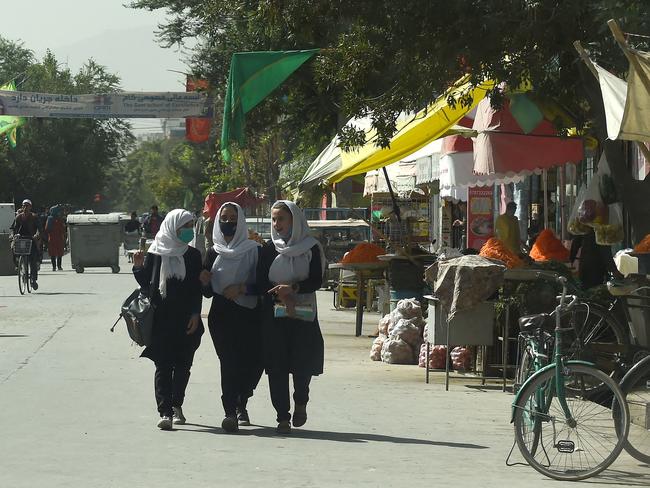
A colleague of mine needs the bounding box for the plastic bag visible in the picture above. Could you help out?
[594,203,624,245]
[568,185,591,235]
[578,174,608,225]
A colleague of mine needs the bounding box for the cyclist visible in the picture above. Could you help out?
[11,199,40,290]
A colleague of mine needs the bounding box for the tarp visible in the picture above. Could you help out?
[202,188,265,220]
[595,54,650,143]
[472,96,583,175]
[300,76,494,185]
[328,77,494,183]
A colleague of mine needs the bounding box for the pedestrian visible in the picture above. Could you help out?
[124,211,141,233]
[143,205,163,238]
[11,199,40,290]
[570,228,623,289]
[132,209,204,430]
[258,200,326,434]
[495,201,522,254]
[199,202,263,433]
[45,205,65,271]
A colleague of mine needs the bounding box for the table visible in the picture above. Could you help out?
[329,262,387,336]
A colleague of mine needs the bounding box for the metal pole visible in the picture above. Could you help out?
[542,170,549,229]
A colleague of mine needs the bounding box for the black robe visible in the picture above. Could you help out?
[257,241,324,376]
[133,247,204,363]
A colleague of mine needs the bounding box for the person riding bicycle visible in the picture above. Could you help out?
[11,199,40,290]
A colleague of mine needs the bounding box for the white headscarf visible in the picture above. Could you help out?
[268,200,326,285]
[147,209,194,298]
[210,202,260,309]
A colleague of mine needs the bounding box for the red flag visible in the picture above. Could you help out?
[186,77,212,143]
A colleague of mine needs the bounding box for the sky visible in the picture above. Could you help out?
[2,0,196,132]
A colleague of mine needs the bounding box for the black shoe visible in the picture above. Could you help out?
[221,416,239,433]
[292,404,307,427]
[276,420,291,434]
[31,281,38,290]
[52,267,56,272]
[237,409,250,426]
[57,267,63,271]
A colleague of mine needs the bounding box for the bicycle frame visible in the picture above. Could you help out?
[511,277,596,422]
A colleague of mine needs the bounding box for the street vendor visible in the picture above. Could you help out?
[495,202,522,254]
[570,228,623,289]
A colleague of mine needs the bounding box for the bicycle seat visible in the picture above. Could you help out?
[518,313,553,333]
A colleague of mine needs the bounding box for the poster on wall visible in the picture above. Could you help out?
[467,186,494,250]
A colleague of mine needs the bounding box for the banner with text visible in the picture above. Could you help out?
[0,90,212,118]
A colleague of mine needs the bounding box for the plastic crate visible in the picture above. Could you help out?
[13,238,32,255]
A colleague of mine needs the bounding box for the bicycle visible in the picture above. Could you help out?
[13,237,33,295]
[511,275,630,481]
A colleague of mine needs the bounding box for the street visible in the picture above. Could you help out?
[1,254,648,488]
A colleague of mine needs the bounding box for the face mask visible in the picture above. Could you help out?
[219,221,237,237]
[178,228,194,243]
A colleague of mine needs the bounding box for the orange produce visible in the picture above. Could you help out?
[530,229,570,262]
[479,237,524,269]
[634,234,650,253]
[341,242,385,264]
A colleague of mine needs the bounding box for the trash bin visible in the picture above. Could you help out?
[66,214,122,273]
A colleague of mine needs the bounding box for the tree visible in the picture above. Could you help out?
[0,39,134,209]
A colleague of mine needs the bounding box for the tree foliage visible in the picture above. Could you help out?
[0,37,134,210]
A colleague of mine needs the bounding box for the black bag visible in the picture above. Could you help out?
[111,255,159,347]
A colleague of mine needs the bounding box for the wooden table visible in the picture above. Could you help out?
[329,262,387,336]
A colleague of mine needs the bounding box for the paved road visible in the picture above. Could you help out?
[1,255,648,487]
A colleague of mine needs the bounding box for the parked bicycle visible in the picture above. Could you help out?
[510,275,630,481]
[13,237,33,295]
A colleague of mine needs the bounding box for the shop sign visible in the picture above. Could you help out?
[467,186,494,250]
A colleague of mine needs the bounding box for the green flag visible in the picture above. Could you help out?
[0,82,26,148]
[221,49,319,161]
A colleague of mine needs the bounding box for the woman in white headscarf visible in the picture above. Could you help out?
[199,202,263,433]
[132,208,204,431]
[257,200,326,434]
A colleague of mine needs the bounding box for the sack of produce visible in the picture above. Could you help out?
[529,229,569,262]
[418,343,428,368]
[370,335,385,361]
[479,237,524,269]
[596,153,619,205]
[390,318,423,348]
[450,346,473,371]
[395,298,422,319]
[378,314,391,336]
[430,345,448,369]
[568,185,591,235]
[381,337,415,364]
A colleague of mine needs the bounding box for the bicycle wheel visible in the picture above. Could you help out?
[514,364,629,481]
[17,256,25,295]
[616,354,650,463]
[559,302,629,374]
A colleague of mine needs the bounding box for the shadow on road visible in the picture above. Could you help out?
[179,423,488,449]
[579,467,650,486]
[0,334,27,338]
[34,292,98,296]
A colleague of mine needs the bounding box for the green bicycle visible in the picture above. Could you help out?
[511,276,630,481]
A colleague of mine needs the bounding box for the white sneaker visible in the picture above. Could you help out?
[157,416,173,430]
[172,406,186,425]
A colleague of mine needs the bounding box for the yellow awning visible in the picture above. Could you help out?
[328,76,495,183]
